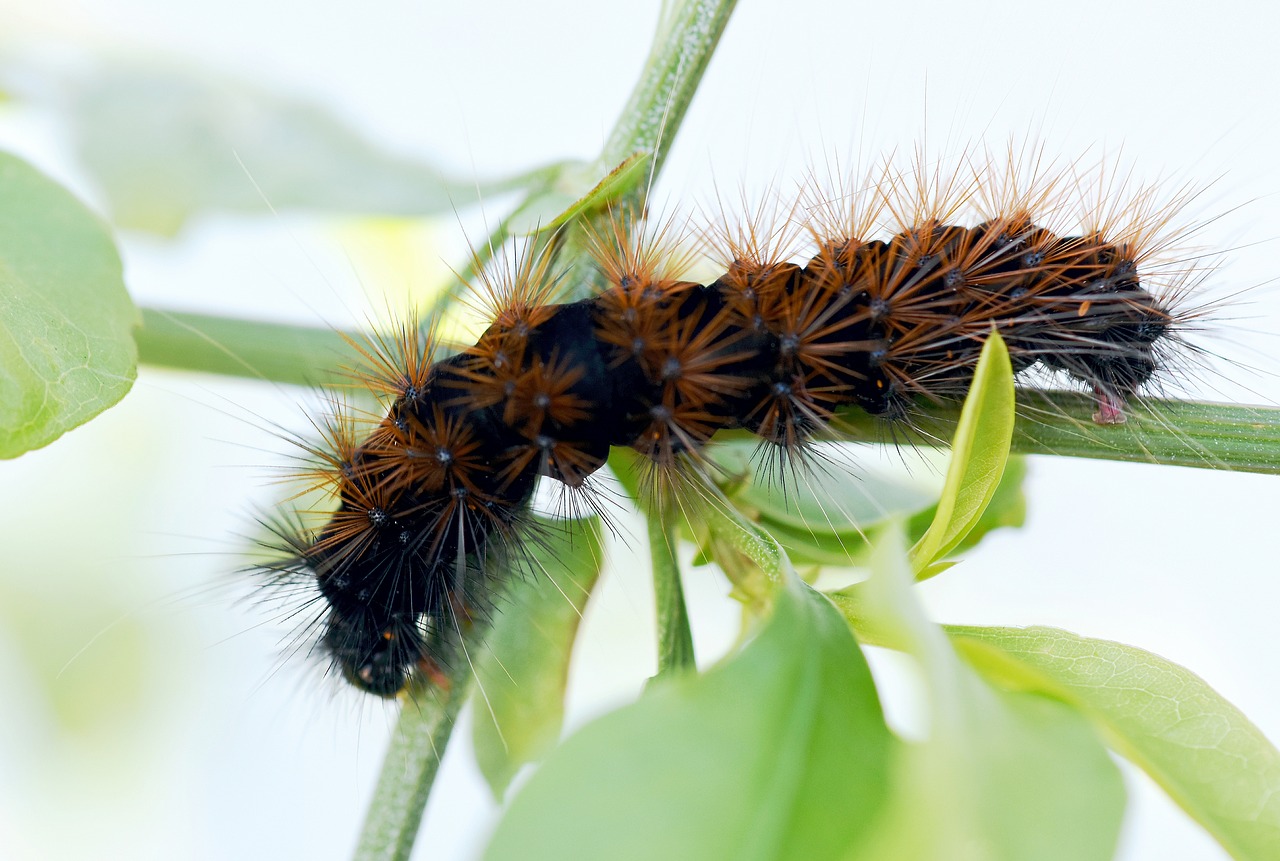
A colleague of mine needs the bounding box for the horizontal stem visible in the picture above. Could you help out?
[828,393,1280,475]
[135,308,1280,474]
[136,307,358,386]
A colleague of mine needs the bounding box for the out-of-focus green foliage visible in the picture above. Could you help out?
[0,151,137,458]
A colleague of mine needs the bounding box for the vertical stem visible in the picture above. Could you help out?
[596,0,739,188]
[559,0,739,294]
[351,3,740,858]
[352,669,474,861]
[648,509,696,677]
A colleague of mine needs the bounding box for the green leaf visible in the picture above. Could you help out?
[57,64,553,233]
[0,151,137,458]
[708,444,1026,570]
[846,525,1125,861]
[472,516,606,799]
[507,151,650,236]
[951,626,1280,860]
[903,455,1027,558]
[909,331,1016,579]
[698,440,930,569]
[751,517,887,568]
[714,440,938,538]
[484,577,894,861]
[856,690,1126,861]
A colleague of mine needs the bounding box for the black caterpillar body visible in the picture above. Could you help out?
[269,212,1174,696]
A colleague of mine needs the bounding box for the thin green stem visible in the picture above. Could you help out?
[135,307,1280,475]
[648,509,696,677]
[556,0,739,294]
[352,662,475,861]
[832,393,1280,475]
[135,307,357,386]
[704,393,1280,475]
[596,0,738,189]
[349,3,741,859]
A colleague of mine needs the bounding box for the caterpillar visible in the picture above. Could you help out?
[256,157,1198,697]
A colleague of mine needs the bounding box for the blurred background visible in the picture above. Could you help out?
[1,0,1279,858]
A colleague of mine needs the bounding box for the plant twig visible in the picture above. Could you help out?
[648,508,696,677]
[135,308,357,386]
[352,662,474,861]
[348,2,741,858]
[135,307,1280,475]
[597,0,739,192]
[824,393,1280,475]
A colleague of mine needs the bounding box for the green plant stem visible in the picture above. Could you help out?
[135,307,357,386]
[648,509,696,677]
[556,0,738,294]
[347,3,741,858]
[597,0,738,194]
[825,393,1280,475]
[136,305,1280,474]
[353,665,474,861]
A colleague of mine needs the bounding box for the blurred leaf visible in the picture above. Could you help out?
[909,332,1015,579]
[847,526,1125,861]
[484,576,894,861]
[856,691,1125,861]
[701,432,1024,573]
[703,441,932,569]
[472,516,606,799]
[715,441,937,537]
[58,64,557,233]
[952,626,1280,860]
[0,151,136,457]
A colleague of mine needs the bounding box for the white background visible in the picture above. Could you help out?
[1,1,1279,859]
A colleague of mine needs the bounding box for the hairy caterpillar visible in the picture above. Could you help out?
[5,2,1280,860]
[255,156,1199,697]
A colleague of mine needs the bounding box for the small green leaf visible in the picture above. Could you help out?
[472,517,606,799]
[484,577,894,861]
[847,525,1125,861]
[699,442,1026,572]
[648,509,696,679]
[701,440,925,568]
[951,625,1280,861]
[713,440,938,538]
[0,151,137,458]
[752,517,886,568]
[508,151,650,236]
[909,331,1016,578]
[903,455,1027,557]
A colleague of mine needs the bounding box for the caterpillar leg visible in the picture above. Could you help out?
[1092,387,1129,425]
